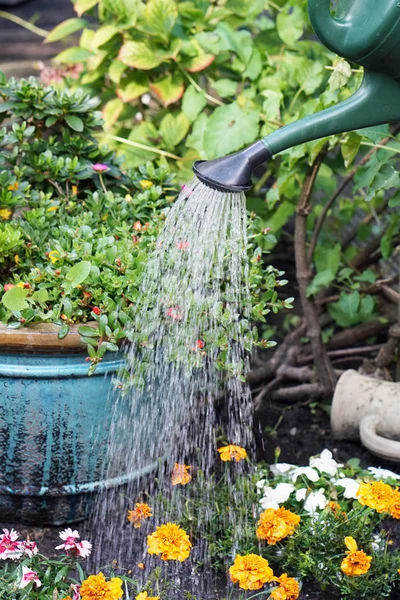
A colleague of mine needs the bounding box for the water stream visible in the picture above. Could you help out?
[90,178,257,589]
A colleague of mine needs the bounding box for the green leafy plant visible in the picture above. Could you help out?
[0,74,288,375]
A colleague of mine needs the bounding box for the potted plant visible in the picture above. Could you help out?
[0,73,175,524]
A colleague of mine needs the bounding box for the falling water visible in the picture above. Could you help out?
[90,178,257,588]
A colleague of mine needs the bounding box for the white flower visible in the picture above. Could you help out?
[18,566,41,589]
[295,488,307,502]
[56,529,92,558]
[270,463,296,476]
[256,479,268,492]
[334,477,360,499]
[290,466,319,483]
[259,483,295,509]
[309,449,343,477]
[141,93,151,105]
[303,489,327,514]
[368,467,400,481]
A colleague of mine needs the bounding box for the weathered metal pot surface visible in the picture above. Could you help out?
[0,350,154,525]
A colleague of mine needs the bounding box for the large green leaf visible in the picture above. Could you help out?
[91,24,119,48]
[102,98,124,129]
[2,287,29,312]
[150,74,184,107]
[276,6,304,46]
[160,113,190,149]
[64,115,84,132]
[117,73,149,102]
[119,41,166,70]
[45,18,87,43]
[65,261,92,287]
[143,0,178,38]
[182,85,207,122]
[55,47,93,64]
[203,102,259,159]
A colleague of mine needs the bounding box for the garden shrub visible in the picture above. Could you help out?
[48,0,400,345]
[0,74,288,374]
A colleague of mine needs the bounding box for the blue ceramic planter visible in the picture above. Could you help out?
[0,350,155,525]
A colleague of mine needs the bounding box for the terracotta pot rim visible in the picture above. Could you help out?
[0,322,93,353]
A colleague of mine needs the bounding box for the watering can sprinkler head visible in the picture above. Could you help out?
[193,0,400,193]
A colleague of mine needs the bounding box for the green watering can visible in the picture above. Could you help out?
[193,0,400,191]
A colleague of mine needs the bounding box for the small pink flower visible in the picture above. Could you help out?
[181,184,186,190]
[55,528,92,558]
[166,306,183,321]
[72,583,81,600]
[0,529,23,560]
[92,163,109,173]
[176,241,190,251]
[21,540,38,558]
[3,283,15,291]
[196,340,205,349]
[18,566,41,589]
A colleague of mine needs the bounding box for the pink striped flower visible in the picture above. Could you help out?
[18,566,41,589]
[0,529,23,560]
[92,163,109,173]
[55,528,92,558]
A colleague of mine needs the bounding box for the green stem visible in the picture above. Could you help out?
[0,10,48,38]
[246,589,272,599]
[267,1,283,12]
[360,141,400,154]
[176,63,224,107]
[98,173,108,194]
[106,134,182,161]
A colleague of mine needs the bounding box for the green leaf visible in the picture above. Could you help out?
[65,261,92,287]
[203,102,259,159]
[306,270,335,297]
[118,41,165,69]
[182,85,207,121]
[32,289,49,303]
[212,79,237,99]
[328,58,352,91]
[64,115,84,132]
[74,0,99,16]
[55,46,93,64]
[315,242,341,276]
[2,287,29,312]
[78,325,100,337]
[389,190,400,207]
[117,73,149,102]
[143,0,178,38]
[341,132,361,167]
[328,291,361,327]
[160,112,190,149]
[92,24,119,48]
[276,6,304,46]
[58,324,70,339]
[356,124,390,143]
[46,18,87,43]
[150,74,185,107]
[102,98,124,129]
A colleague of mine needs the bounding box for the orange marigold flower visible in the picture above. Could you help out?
[229,554,274,590]
[80,572,123,600]
[62,597,72,600]
[270,573,300,600]
[171,463,192,486]
[256,507,300,545]
[136,593,160,600]
[357,481,395,513]
[390,490,400,519]
[127,503,152,528]
[217,444,247,462]
[147,523,191,561]
[340,537,372,577]
[137,562,145,569]
[7,182,19,191]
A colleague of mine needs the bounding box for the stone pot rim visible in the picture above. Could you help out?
[0,322,93,353]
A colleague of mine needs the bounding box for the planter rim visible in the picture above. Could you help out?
[0,322,95,352]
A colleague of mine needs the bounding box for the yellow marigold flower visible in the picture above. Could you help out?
[47,205,59,212]
[14,254,20,265]
[80,572,123,600]
[140,179,153,189]
[0,208,11,220]
[171,463,192,486]
[389,490,400,519]
[270,573,300,600]
[72,185,78,195]
[217,444,247,462]
[7,182,19,191]
[147,523,191,562]
[357,481,395,513]
[127,503,152,528]
[341,537,372,577]
[229,554,274,590]
[136,593,159,600]
[256,507,300,545]
[48,250,61,264]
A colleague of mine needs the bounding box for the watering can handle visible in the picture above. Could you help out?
[308,0,352,58]
[360,415,400,463]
